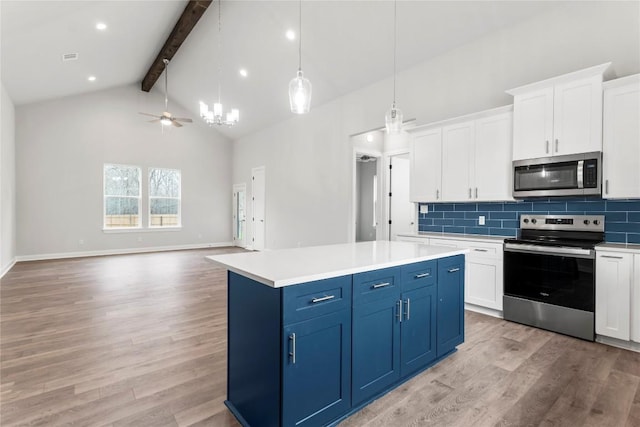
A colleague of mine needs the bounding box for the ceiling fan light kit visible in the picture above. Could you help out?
[288,0,311,114]
[385,0,403,134]
[200,0,239,127]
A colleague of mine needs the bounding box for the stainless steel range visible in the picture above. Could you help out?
[503,214,605,341]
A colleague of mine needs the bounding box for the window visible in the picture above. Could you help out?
[149,168,181,228]
[104,164,141,228]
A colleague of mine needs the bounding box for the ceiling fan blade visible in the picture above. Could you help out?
[148,119,161,123]
[172,120,183,128]
[173,118,193,123]
[139,112,161,118]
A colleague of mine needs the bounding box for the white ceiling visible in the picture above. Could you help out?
[1,1,564,139]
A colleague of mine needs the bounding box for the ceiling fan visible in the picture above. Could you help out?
[139,59,192,128]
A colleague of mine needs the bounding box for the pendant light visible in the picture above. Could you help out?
[200,0,239,126]
[385,0,403,134]
[288,0,312,114]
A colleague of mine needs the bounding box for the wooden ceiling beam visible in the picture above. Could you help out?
[141,0,212,92]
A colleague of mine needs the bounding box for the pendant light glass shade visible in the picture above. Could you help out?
[289,70,312,114]
[385,103,403,134]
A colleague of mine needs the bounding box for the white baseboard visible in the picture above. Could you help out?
[15,242,234,262]
[464,303,503,319]
[1,258,17,278]
[596,335,640,353]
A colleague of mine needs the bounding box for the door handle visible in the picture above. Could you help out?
[414,272,430,279]
[555,139,559,152]
[600,255,623,260]
[436,189,439,200]
[372,282,391,289]
[475,187,478,199]
[473,248,488,252]
[311,295,335,303]
[468,188,472,199]
[405,298,410,320]
[605,179,609,195]
[546,140,549,154]
[289,333,296,364]
[396,300,403,323]
[448,267,460,273]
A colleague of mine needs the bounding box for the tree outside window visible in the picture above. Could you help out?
[104,164,141,228]
[149,168,181,228]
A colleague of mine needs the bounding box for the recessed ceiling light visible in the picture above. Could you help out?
[366,134,374,142]
[88,76,97,82]
[239,68,248,78]
[96,22,107,31]
[286,29,295,40]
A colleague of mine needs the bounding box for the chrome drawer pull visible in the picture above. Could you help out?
[372,282,391,289]
[448,268,460,273]
[473,248,488,252]
[311,295,335,303]
[414,272,430,279]
[289,333,296,364]
[600,255,623,260]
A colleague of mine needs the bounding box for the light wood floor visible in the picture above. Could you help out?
[1,248,639,427]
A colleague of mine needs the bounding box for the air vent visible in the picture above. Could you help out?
[62,53,78,62]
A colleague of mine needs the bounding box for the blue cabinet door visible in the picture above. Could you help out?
[400,285,437,376]
[282,309,351,427]
[352,295,401,405]
[437,255,465,357]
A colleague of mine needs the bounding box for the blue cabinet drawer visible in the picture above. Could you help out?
[401,260,437,292]
[283,275,352,324]
[353,267,401,304]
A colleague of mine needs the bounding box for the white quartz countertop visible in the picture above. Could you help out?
[397,232,508,243]
[206,241,468,288]
[596,243,640,254]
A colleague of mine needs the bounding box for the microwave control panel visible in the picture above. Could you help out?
[583,159,598,188]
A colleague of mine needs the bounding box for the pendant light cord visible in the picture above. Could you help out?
[217,0,222,105]
[298,0,302,71]
[392,0,397,107]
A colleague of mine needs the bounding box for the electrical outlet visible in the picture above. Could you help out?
[419,205,429,214]
[478,215,486,226]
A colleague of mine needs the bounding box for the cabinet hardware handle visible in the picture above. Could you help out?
[372,282,391,289]
[473,248,488,252]
[289,333,296,364]
[475,187,478,199]
[415,272,430,278]
[546,140,549,154]
[436,189,440,200]
[605,179,609,195]
[405,298,411,320]
[600,255,623,259]
[311,295,335,303]
[469,188,472,199]
[397,300,403,323]
[555,139,559,152]
[448,267,460,273]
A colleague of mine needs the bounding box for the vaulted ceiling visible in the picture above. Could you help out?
[1,1,565,139]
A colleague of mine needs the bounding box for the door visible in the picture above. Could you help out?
[603,78,640,198]
[410,128,442,202]
[282,310,351,427]
[251,166,265,251]
[400,286,437,376]
[232,184,247,248]
[389,153,414,240]
[553,75,603,155]
[441,121,475,202]
[474,112,513,201]
[512,87,554,160]
[437,256,465,357]
[595,251,632,340]
[465,258,501,310]
[356,156,378,242]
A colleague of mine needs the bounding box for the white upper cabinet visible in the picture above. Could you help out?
[442,121,475,202]
[602,74,640,199]
[474,112,514,201]
[410,127,442,202]
[508,63,611,161]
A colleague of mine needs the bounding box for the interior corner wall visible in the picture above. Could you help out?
[15,84,233,258]
[1,83,17,273]
[233,1,639,250]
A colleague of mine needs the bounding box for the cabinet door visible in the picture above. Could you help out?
[282,310,351,427]
[603,78,640,199]
[400,286,437,377]
[437,256,465,357]
[474,112,514,201]
[595,252,632,340]
[410,128,442,202]
[442,121,475,202]
[632,255,640,343]
[553,75,603,155]
[352,296,401,405]
[512,87,554,160]
[465,257,502,311]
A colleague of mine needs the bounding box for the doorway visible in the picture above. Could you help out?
[355,153,380,242]
[232,184,247,248]
[251,166,265,251]
[388,152,415,240]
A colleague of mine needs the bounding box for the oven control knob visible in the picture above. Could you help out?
[583,219,590,225]
[531,218,537,224]
[593,219,600,225]
[523,218,529,224]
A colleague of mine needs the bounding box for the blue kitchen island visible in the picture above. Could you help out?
[207,241,467,427]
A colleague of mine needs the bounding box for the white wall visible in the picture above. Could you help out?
[1,83,16,274]
[233,1,640,250]
[15,84,232,258]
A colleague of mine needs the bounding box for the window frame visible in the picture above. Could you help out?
[148,167,182,229]
[103,163,142,230]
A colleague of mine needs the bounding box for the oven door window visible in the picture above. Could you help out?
[504,250,594,312]
[514,161,578,191]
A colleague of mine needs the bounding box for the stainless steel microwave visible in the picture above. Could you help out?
[513,152,602,198]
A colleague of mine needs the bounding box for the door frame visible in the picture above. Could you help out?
[251,166,266,251]
[352,148,383,243]
[383,148,416,240]
[232,183,247,248]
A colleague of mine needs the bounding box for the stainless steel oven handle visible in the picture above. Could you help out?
[504,243,594,259]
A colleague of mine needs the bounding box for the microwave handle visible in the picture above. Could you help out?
[577,160,584,189]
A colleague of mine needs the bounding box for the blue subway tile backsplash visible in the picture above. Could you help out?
[418,198,640,244]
